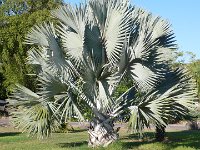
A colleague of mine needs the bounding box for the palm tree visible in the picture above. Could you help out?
[8,0,197,147]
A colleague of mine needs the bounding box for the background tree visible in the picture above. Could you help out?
[185,56,200,130]
[0,0,63,98]
[188,60,200,97]
[8,0,197,147]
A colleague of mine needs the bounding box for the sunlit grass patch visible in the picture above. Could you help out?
[0,127,199,150]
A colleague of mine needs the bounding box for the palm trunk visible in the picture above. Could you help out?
[186,120,199,130]
[155,126,165,141]
[88,118,119,147]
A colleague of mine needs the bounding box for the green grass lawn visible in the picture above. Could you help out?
[0,127,199,150]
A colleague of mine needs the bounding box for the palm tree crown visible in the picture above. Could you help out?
[9,0,197,146]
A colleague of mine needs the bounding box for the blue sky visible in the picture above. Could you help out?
[64,0,200,59]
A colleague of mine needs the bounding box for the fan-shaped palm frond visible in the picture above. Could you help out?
[9,84,40,106]
[55,93,84,122]
[27,48,47,66]
[24,22,71,73]
[11,103,58,139]
[36,71,68,99]
[9,84,59,138]
[52,5,86,65]
[103,0,132,64]
[9,75,85,137]
[125,10,176,90]
[127,68,197,133]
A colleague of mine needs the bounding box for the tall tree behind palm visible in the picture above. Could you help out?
[0,0,63,97]
[9,0,197,147]
[188,60,200,97]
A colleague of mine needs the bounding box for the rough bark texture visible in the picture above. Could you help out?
[88,119,119,147]
[155,126,165,141]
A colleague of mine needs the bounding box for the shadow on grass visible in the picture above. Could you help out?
[166,130,200,149]
[0,132,21,137]
[120,133,155,149]
[120,130,200,149]
[69,128,88,133]
[54,128,87,134]
[58,141,88,148]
